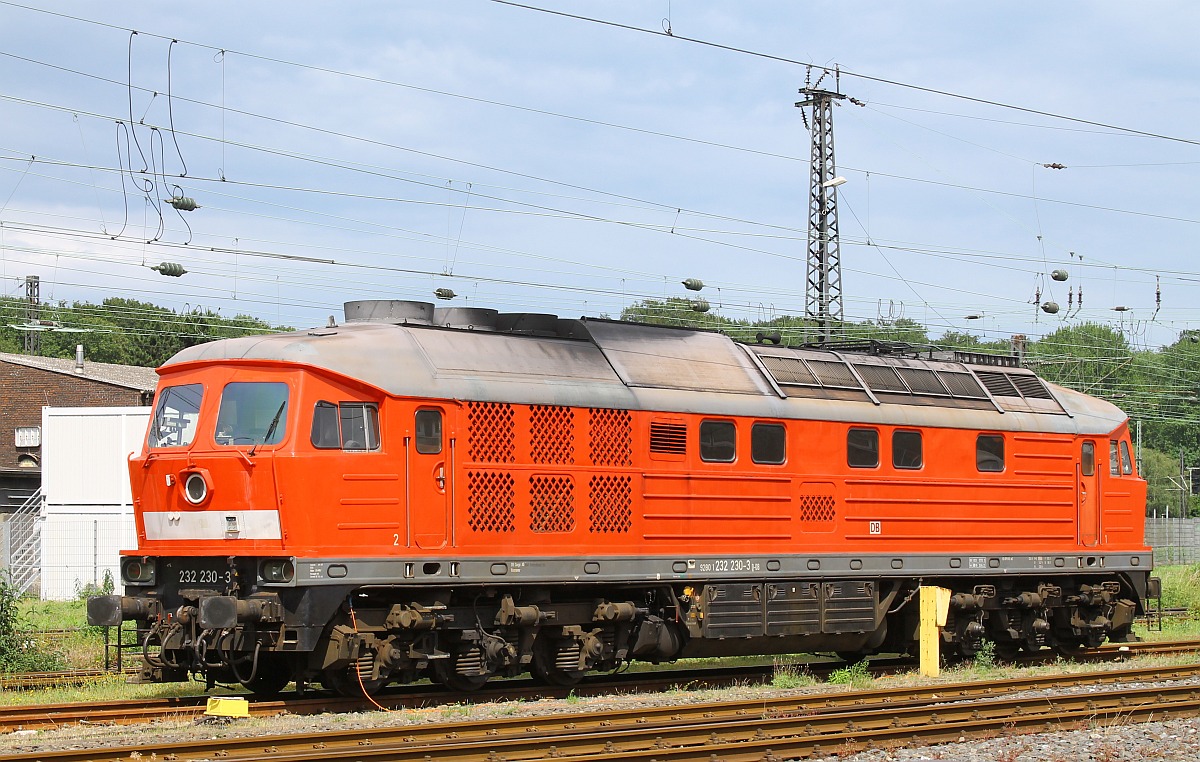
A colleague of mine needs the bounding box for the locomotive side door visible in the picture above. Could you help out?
[410,407,449,549]
[1078,439,1100,547]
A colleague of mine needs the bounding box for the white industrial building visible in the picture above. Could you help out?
[37,406,148,600]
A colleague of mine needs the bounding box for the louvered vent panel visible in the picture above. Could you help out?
[530,405,574,465]
[853,363,909,393]
[588,475,632,533]
[530,475,575,533]
[807,360,862,390]
[467,402,515,463]
[649,422,687,454]
[467,471,515,533]
[896,367,949,395]
[759,355,819,386]
[938,371,988,399]
[1011,374,1053,399]
[589,408,633,466]
[975,370,1021,397]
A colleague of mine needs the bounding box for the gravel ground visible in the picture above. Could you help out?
[5,661,1200,760]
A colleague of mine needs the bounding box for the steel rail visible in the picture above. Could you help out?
[5,662,1200,762]
[2,638,1197,732]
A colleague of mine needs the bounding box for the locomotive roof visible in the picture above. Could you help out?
[162,316,1128,437]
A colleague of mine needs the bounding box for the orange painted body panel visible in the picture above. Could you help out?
[127,362,1148,562]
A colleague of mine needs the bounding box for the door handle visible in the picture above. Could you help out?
[435,466,446,490]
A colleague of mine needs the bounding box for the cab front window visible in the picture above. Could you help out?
[148,383,203,448]
[214,382,289,446]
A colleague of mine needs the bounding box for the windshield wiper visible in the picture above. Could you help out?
[249,400,287,457]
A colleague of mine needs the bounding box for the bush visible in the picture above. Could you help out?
[74,569,115,601]
[0,573,68,673]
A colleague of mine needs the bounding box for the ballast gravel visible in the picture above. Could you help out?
[5,664,1200,761]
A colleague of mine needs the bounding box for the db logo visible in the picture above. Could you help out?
[869,520,882,535]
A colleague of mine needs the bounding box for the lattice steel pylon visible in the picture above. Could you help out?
[24,274,41,355]
[796,76,847,344]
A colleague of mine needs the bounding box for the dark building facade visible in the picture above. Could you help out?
[0,351,158,513]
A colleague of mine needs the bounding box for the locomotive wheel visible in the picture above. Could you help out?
[239,655,293,696]
[530,641,585,686]
[430,660,489,692]
[323,659,386,697]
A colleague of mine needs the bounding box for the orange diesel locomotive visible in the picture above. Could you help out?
[89,300,1155,694]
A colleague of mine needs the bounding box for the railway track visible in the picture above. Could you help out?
[2,638,1197,734]
[5,662,1200,762]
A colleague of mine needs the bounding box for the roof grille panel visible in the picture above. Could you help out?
[853,363,909,394]
[937,370,988,399]
[896,367,949,396]
[975,370,1021,397]
[1011,374,1053,399]
[807,360,862,390]
[758,355,819,386]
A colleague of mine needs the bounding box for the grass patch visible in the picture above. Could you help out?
[770,660,817,689]
[1154,564,1200,611]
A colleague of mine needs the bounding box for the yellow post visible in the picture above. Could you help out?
[919,585,951,677]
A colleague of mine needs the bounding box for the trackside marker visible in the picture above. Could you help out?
[919,585,951,677]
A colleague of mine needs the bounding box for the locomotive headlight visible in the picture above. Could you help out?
[260,558,295,583]
[121,557,156,584]
[183,472,210,505]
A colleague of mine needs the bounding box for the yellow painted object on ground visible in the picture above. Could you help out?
[204,696,249,718]
[919,585,952,677]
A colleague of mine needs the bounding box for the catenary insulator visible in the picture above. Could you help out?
[1112,305,1130,312]
[682,278,705,291]
[164,196,200,211]
[690,299,710,313]
[151,262,187,277]
[1051,269,1068,281]
[1041,301,1060,315]
[433,288,457,300]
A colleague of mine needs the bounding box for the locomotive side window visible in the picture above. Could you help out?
[847,428,879,468]
[1120,440,1133,475]
[1109,440,1120,476]
[699,420,736,462]
[415,409,442,454]
[751,422,786,464]
[976,434,1004,472]
[311,402,339,448]
[215,382,288,446]
[339,403,380,450]
[1081,441,1095,476]
[309,400,380,451]
[892,430,923,469]
[148,383,203,448]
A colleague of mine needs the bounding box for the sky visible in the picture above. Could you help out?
[1,1,1198,349]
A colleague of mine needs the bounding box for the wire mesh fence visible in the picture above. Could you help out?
[1145,517,1200,565]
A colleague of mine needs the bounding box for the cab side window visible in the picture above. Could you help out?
[1119,440,1133,475]
[311,401,380,451]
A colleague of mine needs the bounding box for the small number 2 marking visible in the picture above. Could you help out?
[393,534,400,546]
[869,521,882,535]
